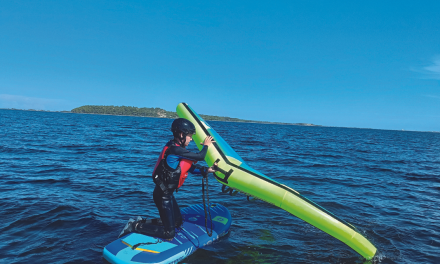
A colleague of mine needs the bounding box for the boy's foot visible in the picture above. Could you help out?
[118,218,136,238]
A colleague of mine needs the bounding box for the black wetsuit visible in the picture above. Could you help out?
[136,140,208,239]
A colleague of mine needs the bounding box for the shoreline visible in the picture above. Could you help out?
[2,107,439,133]
[0,107,318,126]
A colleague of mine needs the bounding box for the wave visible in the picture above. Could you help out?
[3,178,71,185]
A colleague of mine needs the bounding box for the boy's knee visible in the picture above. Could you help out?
[164,229,175,239]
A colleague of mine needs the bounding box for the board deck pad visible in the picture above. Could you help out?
[103,203,231,264]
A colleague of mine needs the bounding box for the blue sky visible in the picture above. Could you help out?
[1,1,439,131]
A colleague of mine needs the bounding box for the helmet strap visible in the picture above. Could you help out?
[180,133,187,147]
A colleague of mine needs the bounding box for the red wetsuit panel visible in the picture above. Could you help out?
[152,146,168,177]
[178,159,196,188]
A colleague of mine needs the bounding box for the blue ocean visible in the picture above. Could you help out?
[1,109,439,263]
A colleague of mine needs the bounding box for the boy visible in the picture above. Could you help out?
[119,118,216,239]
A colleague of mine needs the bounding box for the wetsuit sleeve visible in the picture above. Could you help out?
[170,145,208,161]
[188,164,203,174]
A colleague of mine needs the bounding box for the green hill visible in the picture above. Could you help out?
[71,105,317,126]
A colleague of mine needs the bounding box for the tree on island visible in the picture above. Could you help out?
[71,105,315,126]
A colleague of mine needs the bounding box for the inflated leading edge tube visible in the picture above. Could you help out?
[176,103,377,260]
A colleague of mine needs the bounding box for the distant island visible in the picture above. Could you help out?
[70,105,318,126]
[3,107,439,132]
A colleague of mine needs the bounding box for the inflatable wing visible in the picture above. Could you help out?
[176,103,376,260]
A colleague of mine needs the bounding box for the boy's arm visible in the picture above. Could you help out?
[188,164,203,174]
[188,162,218,176]
[171,145,208,161]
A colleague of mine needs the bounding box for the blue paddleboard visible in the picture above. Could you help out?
[103,203,232,264]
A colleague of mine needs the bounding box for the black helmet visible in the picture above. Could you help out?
[171,118,196,137]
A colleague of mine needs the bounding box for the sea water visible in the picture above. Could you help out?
[0,109,439,263]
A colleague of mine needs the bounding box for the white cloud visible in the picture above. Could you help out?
[423,94,440,99]
[0,94,66,110]
[420,57,440,80]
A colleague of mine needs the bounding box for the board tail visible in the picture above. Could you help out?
[176,102,377,260]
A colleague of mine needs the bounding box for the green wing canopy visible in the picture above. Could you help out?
[177,103,376,260]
